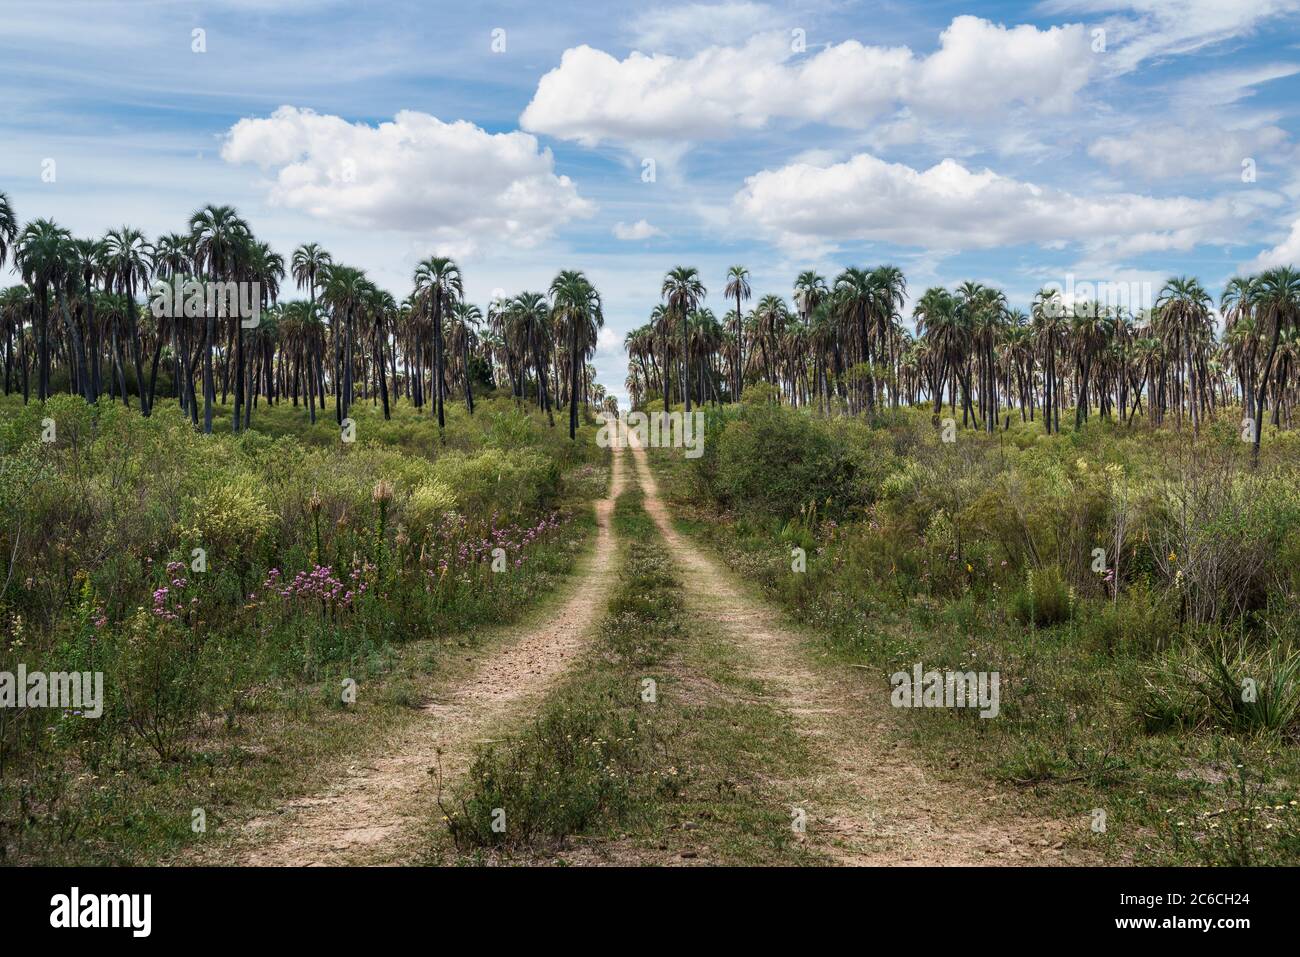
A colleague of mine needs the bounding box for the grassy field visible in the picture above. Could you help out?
[5,387,1298,867]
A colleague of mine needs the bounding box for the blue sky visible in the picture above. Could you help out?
[3,0,1300,405]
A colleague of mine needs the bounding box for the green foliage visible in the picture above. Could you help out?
[444,489,682,852]
[698,402,874,520]
[1141,636,1300,735]
[444,696,651,850]
[0,393,605,862]
[405,479,458,538]
[429,446,559,516]
[1011,565,1072,627]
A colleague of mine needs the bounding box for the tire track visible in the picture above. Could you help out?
[626,434,1082,866]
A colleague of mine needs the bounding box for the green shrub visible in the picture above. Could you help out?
[443,696,650,850]
[405,479,458,538]
[1140,638,1300,735]
[705,404,865,520]
[430,447,559,516]
[1011,564,1072,627]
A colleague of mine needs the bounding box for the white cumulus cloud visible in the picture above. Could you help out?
[221,106,594,255]
[520,16,1094,149]
[612,219,664,240]
[732,152,1243,256]
[1248,215,1300,269]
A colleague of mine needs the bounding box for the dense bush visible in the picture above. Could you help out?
[696,402,884,520]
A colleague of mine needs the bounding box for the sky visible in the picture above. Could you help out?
[3,0,1300,407]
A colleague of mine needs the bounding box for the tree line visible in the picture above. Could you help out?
[624,265,1300,463]
[0,193,612,439]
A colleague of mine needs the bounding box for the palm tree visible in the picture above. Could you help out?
[1155,276,1214,431]
[1,286,31,399]
[66,238,106,400]
[724,265,751,399]
[103,227,154,414]
[0,194,17,397]
[15,219,72,401]
[752,294,788,399]
[0,193,16,272]
[510,291,555,425]
[662,267,705,413]
[450,301,482,414]
[365,286,395,419]
[1032,287,1066,433]
[650,303,674,408]
[870,265,907,408]
[291,243,332,424]
[914,286,959,415]
[1248,267,1300,465]
[551,270,603,439]
[189,204,251,433]
[1221,276,1261,410]
[321,265,369,424]
[238,240,284,429]
[833,267,875,413]
[412,256,462,433]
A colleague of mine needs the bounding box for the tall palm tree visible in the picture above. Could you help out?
[1155,276,1214,431]
[914,286,959,416]
[0,194,16,398]
[15,219,71,401]
[0,285,31,400]
[649,303,674,407]
[870,265,907,408]
[510,291,555,425]
[291,243,332,424]
[551,270,603,439]
[450,300,482,414]
[238,240,284,429]
[103,227,154,414]
[0,192,16,272]
[724,265,751,400]
[662,267,705,413]
[67,238,107,400]
[189,204,251,433]
[1221,275,1261,410]
[833,267,875,413]
[1032,287,1066,433]
[321,265,369,424]
[752,294,788,399]
[412,256,462,432]
[364,285,395,419]
[1249,266,1300,465]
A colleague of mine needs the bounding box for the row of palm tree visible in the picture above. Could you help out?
[0,193,611,439]
[625,265,1300,464]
